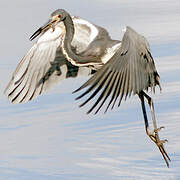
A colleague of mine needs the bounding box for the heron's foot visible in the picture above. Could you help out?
[146,127,171,167]
[154,126,165,133]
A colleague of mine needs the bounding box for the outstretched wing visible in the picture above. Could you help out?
[74,26,161,114]
[4,25,66,104]
[4,17,108,104]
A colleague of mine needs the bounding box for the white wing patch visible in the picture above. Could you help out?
[101,42,121,64]
[73,17,98,42]
[71,17,99,53]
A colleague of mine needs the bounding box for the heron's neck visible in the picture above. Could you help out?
[63,15,74,50]
[62,14,101,68]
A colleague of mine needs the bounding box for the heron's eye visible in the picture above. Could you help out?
[58,14,62,18]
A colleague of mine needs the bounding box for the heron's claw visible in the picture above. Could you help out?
[154,126,165,133]
[156,139,168,146]
[146,127,171,167]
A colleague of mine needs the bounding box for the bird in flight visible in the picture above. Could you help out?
[4,9,170,167]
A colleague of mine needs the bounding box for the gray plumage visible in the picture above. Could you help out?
[74,26,161,114]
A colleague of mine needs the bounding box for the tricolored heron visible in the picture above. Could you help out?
[4,9,170,167]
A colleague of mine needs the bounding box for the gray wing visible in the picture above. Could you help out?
[74,26,161,114]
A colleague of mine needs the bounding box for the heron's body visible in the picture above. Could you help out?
[4,9,170,167]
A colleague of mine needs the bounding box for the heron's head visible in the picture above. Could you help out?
[30,9,68,41]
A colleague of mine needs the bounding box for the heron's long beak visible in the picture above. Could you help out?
[29,19,53,41]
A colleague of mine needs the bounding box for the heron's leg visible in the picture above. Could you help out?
[139,91,170,167]
[138,92,149,133]
[138,92,157,142]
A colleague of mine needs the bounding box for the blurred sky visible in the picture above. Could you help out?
[0,0,180,180]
